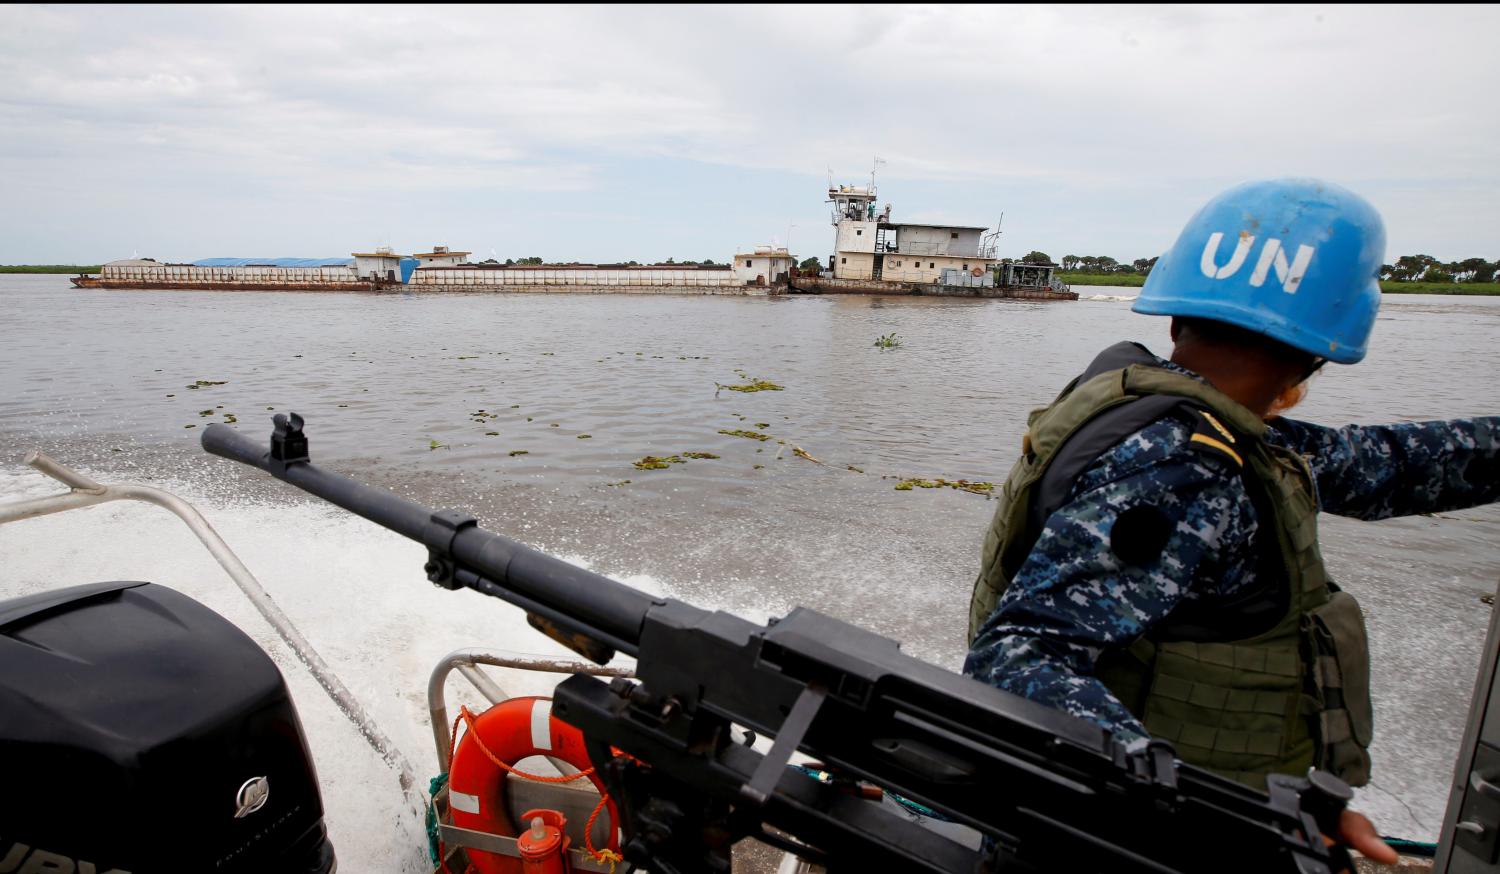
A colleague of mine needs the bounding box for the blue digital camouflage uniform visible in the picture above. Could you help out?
[963,354,1500,748]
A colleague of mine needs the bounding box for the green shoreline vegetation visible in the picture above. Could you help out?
[1,265,101,274]
[1058,273,1500,296]
[1058,273,1146,288]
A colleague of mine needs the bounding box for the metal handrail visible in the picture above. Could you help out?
[427,648,633,773]
[0,451,419,793]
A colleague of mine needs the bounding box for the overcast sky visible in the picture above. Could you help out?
[2,4,1495,265]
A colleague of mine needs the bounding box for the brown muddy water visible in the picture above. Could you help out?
[1,274,1497,858]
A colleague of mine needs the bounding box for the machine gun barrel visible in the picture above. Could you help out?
[201,416,657,657]
[203,415,1352,874]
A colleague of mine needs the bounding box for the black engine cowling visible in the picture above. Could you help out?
[0,581,336,873]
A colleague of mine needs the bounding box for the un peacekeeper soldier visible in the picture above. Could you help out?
[964,178,1500,862]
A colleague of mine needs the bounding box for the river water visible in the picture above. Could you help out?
[1,274,1497,866]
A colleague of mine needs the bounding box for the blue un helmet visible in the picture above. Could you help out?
[1133,178,1386,364]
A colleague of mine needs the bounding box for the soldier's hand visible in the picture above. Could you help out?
[1330,808,1398,867]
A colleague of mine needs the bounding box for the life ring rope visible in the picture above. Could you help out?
[447,704,626,872]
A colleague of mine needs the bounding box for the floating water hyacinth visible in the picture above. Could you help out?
[893,477,993,495]
[716,368,784,393]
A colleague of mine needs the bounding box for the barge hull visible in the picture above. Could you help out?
[413,284,776,296]
[71,277,390,292]
[788,275,1076,300]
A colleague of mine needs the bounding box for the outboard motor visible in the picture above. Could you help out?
[0,581,336,873]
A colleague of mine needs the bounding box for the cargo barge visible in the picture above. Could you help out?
[71,247,795,295]
[70,177,1073,300]
[71,252,408,292]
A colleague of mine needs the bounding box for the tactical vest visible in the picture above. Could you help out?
[968,343,1373,789]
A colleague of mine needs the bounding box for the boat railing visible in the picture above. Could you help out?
[0,451,419,794]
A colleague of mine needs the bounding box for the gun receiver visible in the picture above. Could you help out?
[202,416,1352,874]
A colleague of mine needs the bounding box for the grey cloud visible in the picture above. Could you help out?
[0,5,1495,262]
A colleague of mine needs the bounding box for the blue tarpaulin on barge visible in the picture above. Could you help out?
[191,257,354,267]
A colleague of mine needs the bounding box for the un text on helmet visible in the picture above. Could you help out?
[1199,232,1315,294]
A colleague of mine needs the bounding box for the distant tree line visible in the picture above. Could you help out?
[1381,255,1497,284]
[1054,254,1159,275]
[1048,251,1498,284]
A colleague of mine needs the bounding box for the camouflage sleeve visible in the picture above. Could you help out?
[963,419,1259,746]
[1267,416,1500,520]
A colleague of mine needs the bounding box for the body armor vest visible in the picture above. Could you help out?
[968,343,1373,789]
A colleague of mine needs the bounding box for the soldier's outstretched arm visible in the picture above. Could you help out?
[1268,416,1500,519]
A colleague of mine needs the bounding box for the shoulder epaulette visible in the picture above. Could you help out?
[1187,409,1244,468]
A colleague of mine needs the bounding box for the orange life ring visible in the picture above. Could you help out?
[448,696,621,874]
[970,266,985,277]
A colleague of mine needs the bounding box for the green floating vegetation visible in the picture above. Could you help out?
[755,422,770,429]
[577,434,592,439]
[874,332,902,349]
[184,424,196,429]
[719,429,771,441]
[848,465,865,473]
[428,439,449,451]
[457,356,478,360]
[717,378,784,393]
[894,478,995,496]
[198,409,214,417]
[509,450,529,457]
[471,410,499,422]
[186,380,227,390]
[607,480,632,487]
[485,431,499,436]
[223,413,238,424]
[753,464,764,470]
[631,452,720,470]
